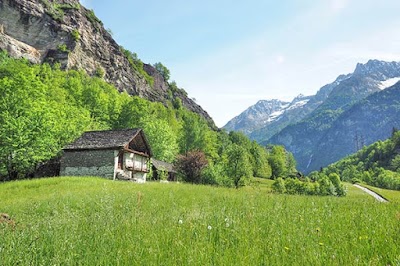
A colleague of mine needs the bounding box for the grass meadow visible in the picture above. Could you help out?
[1,177,400,265]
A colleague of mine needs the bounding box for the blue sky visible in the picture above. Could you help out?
[81,0,400,127]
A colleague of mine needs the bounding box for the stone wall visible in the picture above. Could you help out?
[60,149,116,178]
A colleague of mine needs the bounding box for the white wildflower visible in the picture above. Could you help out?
[207,225,212,230]
[178,219,183,224]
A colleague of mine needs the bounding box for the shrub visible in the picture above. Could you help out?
[272,177,286,193]
[71,29,80,41]
[86,9,103,26]
[120,47,154,87]
[272,175,346,197]
[94,66,105,78]
[176,151,208,184]
[57,44,69,53]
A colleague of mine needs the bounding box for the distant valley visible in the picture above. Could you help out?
[224,60,400,173]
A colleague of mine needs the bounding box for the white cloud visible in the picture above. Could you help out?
[330,0,349,12]
[276,55,286,64]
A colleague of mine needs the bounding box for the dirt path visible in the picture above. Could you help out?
[353,184,388,203]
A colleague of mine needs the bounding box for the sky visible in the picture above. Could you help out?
[80,0,400,127]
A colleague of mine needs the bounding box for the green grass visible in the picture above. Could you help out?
[361,183,400,203]
[1,177,400,265]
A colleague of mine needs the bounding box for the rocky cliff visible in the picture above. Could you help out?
[0,0,215,127]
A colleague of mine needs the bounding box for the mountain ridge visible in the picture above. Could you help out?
[269,59,400,173]
[224,59,400,173]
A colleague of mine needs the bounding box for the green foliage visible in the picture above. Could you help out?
[85,9,103,28]
[250,142,272,178]
[71,29,80,41]
[272,174,346,197]
[57,44,69,53]
[140,119,179,163]
[0,59,89,180]
[320,130,400,190]
[179,112,212,155]
[225,144,252,188]
[390,154,400,172]
[94,66,105,78]
[120,47,154,87]
[40,0,79,22]
[153,62,171,81]
[173,97,183,109]
[1,177,399,265]
[267,145,296,178]
[0,54,289,187]
[272,177,286,193]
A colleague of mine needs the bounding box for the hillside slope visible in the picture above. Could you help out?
[268,60,400,173]
[0,0,214,126]
[309,82,400,171]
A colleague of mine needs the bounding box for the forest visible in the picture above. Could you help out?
[0,52,297,186]
[309,129,400,190]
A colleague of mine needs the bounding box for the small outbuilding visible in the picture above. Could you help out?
[151,159,177,181]
[60,128,152,182]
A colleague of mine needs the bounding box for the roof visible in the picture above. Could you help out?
[63,128,152,156]
[151,159,176,173]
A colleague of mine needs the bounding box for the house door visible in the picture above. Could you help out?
[118,152,124,169]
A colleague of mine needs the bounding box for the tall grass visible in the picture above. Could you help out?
[1,177,399,265]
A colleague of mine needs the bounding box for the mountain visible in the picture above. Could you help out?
[224,59,400,173]
[225,73,351,143]
[223,99,290,134]
[0,0,214,127]
[268,60,400,173]
[307,81,400,172]
[316,117,400,191]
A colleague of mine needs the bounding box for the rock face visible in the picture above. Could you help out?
[0,0,215,127]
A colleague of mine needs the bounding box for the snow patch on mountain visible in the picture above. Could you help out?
[268,109,286,122]
[379,77,400,90]
[267,97,310,122]
[286,99,310,111]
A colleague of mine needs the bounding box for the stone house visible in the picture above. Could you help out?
[151,159,176,181]
[60,128,152,182]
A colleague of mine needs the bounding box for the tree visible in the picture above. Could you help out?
[176,151,208,184]
[0,60,89,180]
[179,112,208,155]
[272,177,286,193]
[390,155,400,172]
[268,146,287,179]
[225,144,252,188]
[286,152,297,176]
[153,62,171,81]
[250,142,272,178]
[140,119,178,162]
